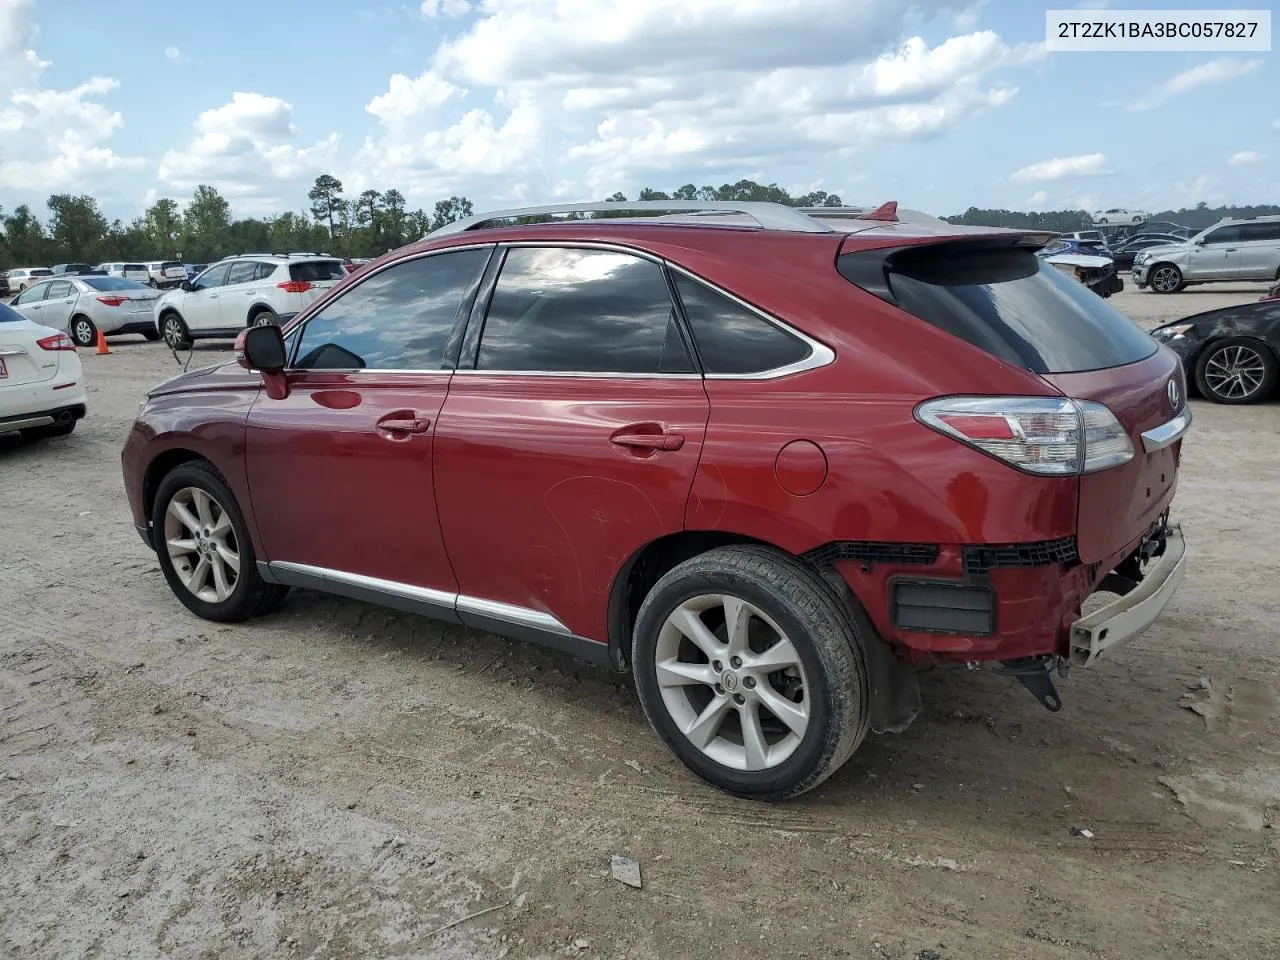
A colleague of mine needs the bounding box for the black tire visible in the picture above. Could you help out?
[632,545,869,801]
[1194,337,1278,405]
[1148,263,1184,294]
[160,311,192,350]
[69,315,97,348]
[250,308,279,327]
[20,421,76,440]
[142,329,162,342]
[152,460,289,622]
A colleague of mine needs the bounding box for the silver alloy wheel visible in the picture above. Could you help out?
[1204,344,1268,400]
[163,315,185,348]
[254,313,276,327]
[73,318,94,346]
[1151,266,1181,292]
[164,486,240,603]
[655,594,809,771]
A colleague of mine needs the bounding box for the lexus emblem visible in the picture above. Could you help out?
[1168,379,1180,410]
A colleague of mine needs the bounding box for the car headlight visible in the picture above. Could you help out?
[1152,323,1193,340]
[1134,252,1151,264]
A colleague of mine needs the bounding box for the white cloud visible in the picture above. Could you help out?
[0,0,144,195]
[164,46,186,63]
[1011,153,1112,182]
[1128,57,1262,111]
[353,1,1038,206]
[1027,189,1048,206]
[420,0,471,15]
[1228,150,1262,166]
[158,93,339,213]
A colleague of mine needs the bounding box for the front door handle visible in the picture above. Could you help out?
[610,424,685,452]
[377,415,432,435]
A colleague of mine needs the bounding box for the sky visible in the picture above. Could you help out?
[0,0,1274,223]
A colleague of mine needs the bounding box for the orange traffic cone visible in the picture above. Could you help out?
[95,329,110,355]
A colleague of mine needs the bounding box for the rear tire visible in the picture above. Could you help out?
[20,421,76,440]
[161,312,192,350]
[152,460,289,622]
[142,329,162,342]
[632,545,869,801]
[250,308,279,327]
[1194,337,1278,405]
[1149,264,1184,293]
[70,315,97,348]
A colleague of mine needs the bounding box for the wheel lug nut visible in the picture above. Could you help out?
[733,694,745,705]
[743,677,756,689]
[715,683,725,695]
[730,656,742,668]
[712,660,723,673]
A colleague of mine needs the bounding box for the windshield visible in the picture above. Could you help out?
[839,244,1157,374]
[81,277,149,292]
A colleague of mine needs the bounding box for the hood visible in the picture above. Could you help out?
[146,359,242,397]
[1137,241,1191,257]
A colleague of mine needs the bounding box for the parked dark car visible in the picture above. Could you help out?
[51,263,102,276]
[1108,234,1188,270]
[122,200,1190,800]
[1151,297,1280,404]
[185,263,209,281]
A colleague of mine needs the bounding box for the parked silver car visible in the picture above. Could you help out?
[1132,216,1280,293]
[9,275,163,346]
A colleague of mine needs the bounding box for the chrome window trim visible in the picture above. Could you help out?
[1140,407,1192,453]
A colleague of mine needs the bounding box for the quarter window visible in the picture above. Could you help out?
[673,273,810,375]
[475,247,693,374]
[1238,222,1280,243]
[293,248,490,371]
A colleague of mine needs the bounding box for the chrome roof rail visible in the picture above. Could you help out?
[425,200,841,238]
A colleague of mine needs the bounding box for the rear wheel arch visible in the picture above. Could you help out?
[248,304,278,326]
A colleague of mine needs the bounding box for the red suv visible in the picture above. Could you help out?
[122,201,1190,800]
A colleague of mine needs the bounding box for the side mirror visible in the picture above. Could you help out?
[235,324,287,372]
[181,280,195,292]
[1193,237,1205,245]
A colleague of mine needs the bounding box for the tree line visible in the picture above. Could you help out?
[2,174,1277,267]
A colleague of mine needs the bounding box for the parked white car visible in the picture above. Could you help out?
[154,255,348,349]
[1091,208,1150,226]
[145,261,189,289]
[97,262,153,284]
[0,301,87,439]
[9,276,163,346]
[2,267,53,296]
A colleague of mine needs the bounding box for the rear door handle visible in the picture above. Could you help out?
[610,424,685,452]
[377,415,432,435]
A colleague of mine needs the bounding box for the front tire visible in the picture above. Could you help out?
[1149,264,1184,293]
[161,312,192,350]
[1194,337,1278,405]
[632,545,869,801]
[152,461,289,622]
[70,315,97,348]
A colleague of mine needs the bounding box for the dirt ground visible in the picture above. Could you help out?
[2,283,1278,960]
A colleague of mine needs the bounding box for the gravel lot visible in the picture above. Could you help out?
[2,283,1278,960]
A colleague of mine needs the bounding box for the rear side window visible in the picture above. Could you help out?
[293,248,490,371]
[673,273,810,374]
[47,280,73,299]
[254,262,277,281]
[227,261,258,285]
[839,244,1157,374]
[476,247,693,374]
[1239,222,1280,242]
[291,260,346,282]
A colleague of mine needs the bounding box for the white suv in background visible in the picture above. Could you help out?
[1133,216,1280,293]
[145,261,189,289]
[97,262,153,284]
[153,254,348,349]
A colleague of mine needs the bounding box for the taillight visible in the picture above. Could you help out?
[277,280,312,294]
[915,396,1134,476]
[97,295,128,307]
[37,332,76,351]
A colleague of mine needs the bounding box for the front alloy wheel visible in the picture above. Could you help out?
[162,314,190,349]
[1195,337,1278,404]
[165,486,240,603]
[1150,265,1183,293]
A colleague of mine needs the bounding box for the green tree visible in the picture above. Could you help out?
[381,189,408,248]
[47,194,109,260]
[181,185,232,260]
[308,174,345,239]
[4,204,51,264]
[144,198,183,256]
[406,207,432,239]
[429,196,473,231]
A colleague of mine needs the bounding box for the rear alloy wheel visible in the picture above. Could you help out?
[1194,337,1278,404]
[153,461,289,621]
[1149,264,1184,294]
[632,545,869,800]
[161,312,191,350]
[251,308,279,327]
[70,315,97,348]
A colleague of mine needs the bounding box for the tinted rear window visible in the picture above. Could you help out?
[160,261,184,270]
[839,244,1157,374]
[30,269,52,277]
[291,260,346,282]
[82,277,147,291]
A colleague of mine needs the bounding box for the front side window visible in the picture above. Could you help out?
[293,247,490,371]
[194,263,231,290]
[673,272,810,375]
[14,282,49,305]
[475,247,693,374]
[1201,226,1241,245]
